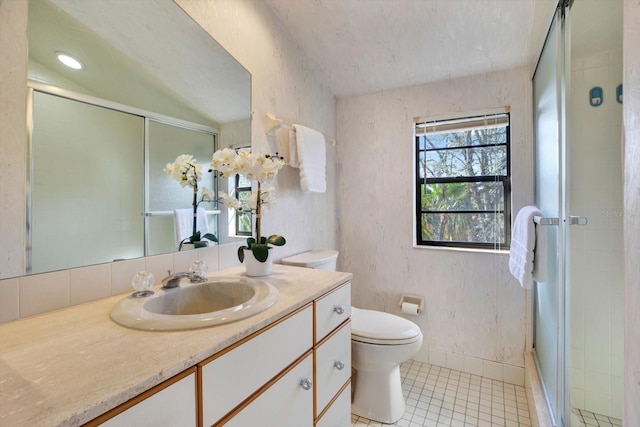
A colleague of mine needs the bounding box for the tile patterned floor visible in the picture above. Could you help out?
[573,408,622,427]
[351,360,532,427]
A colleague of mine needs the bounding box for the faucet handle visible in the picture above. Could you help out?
[190,261,208,277]
[131,271,155,298]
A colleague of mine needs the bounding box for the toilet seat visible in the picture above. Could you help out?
[351,307,422,345]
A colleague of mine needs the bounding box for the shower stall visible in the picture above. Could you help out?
[532,0,623,426]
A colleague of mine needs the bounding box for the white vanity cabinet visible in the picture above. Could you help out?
[199,304,314,426]
[89,369,197,427]
[204,281,352,427]
[83,281,352,427]
[313,282,352,426]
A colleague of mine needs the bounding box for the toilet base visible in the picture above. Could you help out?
[351,364,405,423]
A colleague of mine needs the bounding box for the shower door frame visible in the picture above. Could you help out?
[531,1,573,426]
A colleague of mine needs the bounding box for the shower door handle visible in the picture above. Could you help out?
[533,216,559,226]
[569,216,588,226]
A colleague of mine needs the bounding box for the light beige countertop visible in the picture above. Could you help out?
[0,264,352,426]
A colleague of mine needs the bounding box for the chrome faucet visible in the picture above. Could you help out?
[161,270,207,289]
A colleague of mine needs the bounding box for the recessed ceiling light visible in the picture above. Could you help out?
[56,52,84,70]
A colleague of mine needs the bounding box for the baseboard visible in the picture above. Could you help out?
[412,345,525,387]
[524,350,554,427]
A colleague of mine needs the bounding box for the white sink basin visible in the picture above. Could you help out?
[110,276,278,331]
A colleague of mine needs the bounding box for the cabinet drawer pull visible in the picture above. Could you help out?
[333,305,345,315]
[334,360,345,370]
[299,378,313,390]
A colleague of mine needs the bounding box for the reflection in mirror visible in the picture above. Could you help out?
[5,0,251,279]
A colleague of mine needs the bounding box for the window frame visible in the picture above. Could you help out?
[234,173,252,237]
[414,111,512,250]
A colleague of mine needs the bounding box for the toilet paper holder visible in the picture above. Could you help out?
[399,294,424,315]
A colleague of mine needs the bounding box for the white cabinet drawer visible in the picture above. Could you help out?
[200,305,313,426]
[315,320,351,415]
[315,382,351,427]
[224,353,314,427]
[315,282,350,342]
[101,372,196,427]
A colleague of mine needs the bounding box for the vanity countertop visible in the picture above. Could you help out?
[0,264,351,426]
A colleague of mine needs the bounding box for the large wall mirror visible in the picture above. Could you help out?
[2,0,251,279]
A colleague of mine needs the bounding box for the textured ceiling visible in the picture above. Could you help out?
[264,0,557,98]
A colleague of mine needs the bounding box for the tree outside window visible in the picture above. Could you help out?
[415,112,511,249]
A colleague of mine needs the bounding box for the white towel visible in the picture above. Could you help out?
[509,206,545,289]
[293,124,326,193]
[173,207,209,246]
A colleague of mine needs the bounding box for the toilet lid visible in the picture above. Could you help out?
[351,307,422,345]
[281,250,338,267]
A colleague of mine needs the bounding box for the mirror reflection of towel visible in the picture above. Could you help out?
[173,207,209,246]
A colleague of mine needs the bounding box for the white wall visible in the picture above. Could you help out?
[337,68,533,372]
[622,0,640,423]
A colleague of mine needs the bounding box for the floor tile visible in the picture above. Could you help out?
[351,360,534,426]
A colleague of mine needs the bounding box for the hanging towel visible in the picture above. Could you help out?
[293,124,326,193]
[509,206,544,289]
[173,207,209,247]
[275,127,299,168]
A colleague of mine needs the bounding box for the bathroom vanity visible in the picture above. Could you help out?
[0,265,352,426]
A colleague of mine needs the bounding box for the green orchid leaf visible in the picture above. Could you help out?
[202,233,218,242]
[250,243,269,262]
[189,231,201,242]
[267,235,286,246]
[246,237,256,246]
[238,246,247,263]
[259,236,267,245]
[194,241,208,248]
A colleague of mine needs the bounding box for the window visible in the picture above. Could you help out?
[414,111,511,249]
[234,173,252,236]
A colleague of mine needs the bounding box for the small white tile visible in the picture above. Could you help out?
[464,355,484,376]
[483,360,503,381]
[503,364,524,386]
[218,242,241,270]
[584,51,610,68]
[111,257,146,295]
[197,245,220,272]
[69,264,110,305]
[0,277,19,322]
[19,270,70,318]
[172,248,198,273]
[429,347,446,368]
[446,352,464,372]
[145,253,173,285]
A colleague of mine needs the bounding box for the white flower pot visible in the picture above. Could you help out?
[243,247,273,277]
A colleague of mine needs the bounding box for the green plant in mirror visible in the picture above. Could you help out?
[209,148,286,263]
[164,154,218,250]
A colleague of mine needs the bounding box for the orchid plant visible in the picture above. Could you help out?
[164,154,218,250]
[209,148,286,263]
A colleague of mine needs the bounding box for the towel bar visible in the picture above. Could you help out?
[533,216,559,226]
[145,210,221,217]
[264,113,336,145]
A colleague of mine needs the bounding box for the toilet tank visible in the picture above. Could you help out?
[281,250,339,271]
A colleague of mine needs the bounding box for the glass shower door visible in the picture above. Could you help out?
[532,5,567,426]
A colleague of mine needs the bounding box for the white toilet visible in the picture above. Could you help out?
[281,250,423,424]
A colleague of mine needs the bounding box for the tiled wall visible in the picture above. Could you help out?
[414,346,526,387]
[622,0,640,423]
[569,49,624,419]
[0,243,244,323]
